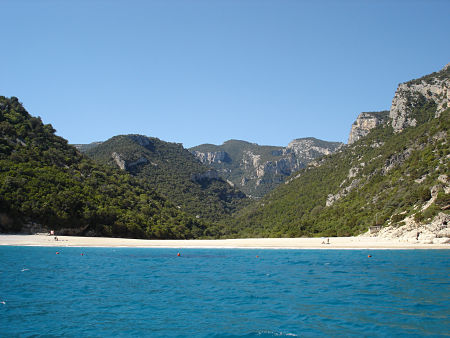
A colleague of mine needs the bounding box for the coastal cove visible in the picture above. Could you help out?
[0,246,448,337]
[1,234,449,249]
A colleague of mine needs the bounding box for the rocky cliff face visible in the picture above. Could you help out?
[346,64,449,143]
[231,65,450,239]
[191,151,231,164]
[111,151,149,171]
[390,63,449,132]
[348,111,389,144]
[190,138,342,198]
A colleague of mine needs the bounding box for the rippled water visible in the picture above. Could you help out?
[0,247,449,337]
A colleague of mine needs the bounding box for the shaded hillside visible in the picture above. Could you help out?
[229,65,449,238]
[85,135,247,223]
[190,138,342,198]
[0,96,207,239]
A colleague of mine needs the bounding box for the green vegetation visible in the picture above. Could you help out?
[0,96,208,239]
[228,107,449,238]
[1,65,447,239]
[84,135,247,224]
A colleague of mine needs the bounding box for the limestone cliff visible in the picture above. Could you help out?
[191,150,231,164]
[347,111,389,144]
[231,65,449,239]
[190,138,342,198]
[389,63,449,132]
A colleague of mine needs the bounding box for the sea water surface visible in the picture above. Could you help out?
[0,247,449,337]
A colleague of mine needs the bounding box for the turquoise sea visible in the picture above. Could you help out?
[0,247,449,337]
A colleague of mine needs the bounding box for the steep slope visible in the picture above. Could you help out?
[85,135,246,223]
[190,138,342,198]
[0,96,206,239]
[230,64,449,239]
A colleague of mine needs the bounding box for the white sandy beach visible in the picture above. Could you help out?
[0,234,449,249]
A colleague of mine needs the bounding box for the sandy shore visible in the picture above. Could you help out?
[0,234,449,249]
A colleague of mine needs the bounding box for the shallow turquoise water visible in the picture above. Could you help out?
[0,247,449,337]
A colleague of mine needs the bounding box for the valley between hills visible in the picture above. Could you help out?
[0,64,449,243]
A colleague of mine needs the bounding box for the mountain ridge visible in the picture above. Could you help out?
[190,137,343,198]
[84,134,247,224]
[228,63,449,241]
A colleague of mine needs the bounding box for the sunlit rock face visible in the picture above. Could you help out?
[348,112,388,145]
[390,63,449,133]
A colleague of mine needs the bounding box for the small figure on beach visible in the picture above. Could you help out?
[54,236,58,241]
[416,232,421,240]
[321,238,330,245]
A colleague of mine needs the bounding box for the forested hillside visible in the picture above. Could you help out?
[1,64,448,240]
[229,65,449,238]
[85,135,247,224]
[0,96,207,239]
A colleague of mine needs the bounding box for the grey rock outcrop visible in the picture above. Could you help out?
[390,63,449,132]
[348,112,389,144]
[111,152,148,170]
[191,138,342,198]
[287,138,342,159]
[112,152,126,170]
[364,212,450,245]
[193,151,231,164]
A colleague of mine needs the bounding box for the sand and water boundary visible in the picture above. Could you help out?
[1,234,449,249]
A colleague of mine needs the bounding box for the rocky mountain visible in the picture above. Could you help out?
[84,135,247,225]
[190,138,343,198]
[0,96,207,239]
[230,64,449,241]
[390,63,449,132]
[348,111,389,144]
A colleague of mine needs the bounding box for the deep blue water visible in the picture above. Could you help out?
[0,247,449,337]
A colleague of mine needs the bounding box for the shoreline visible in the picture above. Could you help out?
[0,234,449,250]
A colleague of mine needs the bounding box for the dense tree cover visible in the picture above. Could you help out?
[84,135,247,224]
[0,96,207,238]
[227,105,449,238]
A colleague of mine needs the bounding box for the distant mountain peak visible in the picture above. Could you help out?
[190,137,343,198]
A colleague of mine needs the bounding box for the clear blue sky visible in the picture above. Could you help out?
[1,0,449,147]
